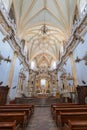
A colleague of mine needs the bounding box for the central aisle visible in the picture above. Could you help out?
[26,107,58,130]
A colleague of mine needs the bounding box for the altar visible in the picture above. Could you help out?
[37,93,50,98]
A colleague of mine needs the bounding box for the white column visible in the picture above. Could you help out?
[69,52,78,88]
[56,71,59,91]
[28,73,31,96]
[50,75,53,94]
[16,76,22,97]
[8,51,18,88]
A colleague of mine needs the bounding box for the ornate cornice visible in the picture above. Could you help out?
[57,5,87,70]
[0,2,87,72]
[0,2,29,70]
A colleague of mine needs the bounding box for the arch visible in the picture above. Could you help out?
[30,50,57,61]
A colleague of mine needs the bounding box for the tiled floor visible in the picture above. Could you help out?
[26,107,58,130]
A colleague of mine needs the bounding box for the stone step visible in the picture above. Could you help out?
[35,105,50,107]
[15,97,60,105]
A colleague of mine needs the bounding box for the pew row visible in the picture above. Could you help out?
[0,108,30,123]
[57,111,87,130]
[52,104,87,118]
[9,104,34,112]
[54,107,87,121]
[0,121,18,130]
[63,120,87,130]
[0,105,34,115]
[51,103,79,114]
[0,112,26,130]
[0,104,34,130]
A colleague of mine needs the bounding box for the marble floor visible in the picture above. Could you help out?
[26,107,58,130]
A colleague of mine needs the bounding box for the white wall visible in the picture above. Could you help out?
[60,32,87,86]
[0,32,13,85]
[63,58,74,86]
[74,32,87,85]
[0,32,24,99]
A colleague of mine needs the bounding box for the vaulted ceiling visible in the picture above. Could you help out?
[2,0,82,70]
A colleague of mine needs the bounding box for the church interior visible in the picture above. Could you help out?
[0,0,87,130]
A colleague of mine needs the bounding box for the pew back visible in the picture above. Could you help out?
[0,121,17,130]
[63,120,87,130]
[58,112,87,130]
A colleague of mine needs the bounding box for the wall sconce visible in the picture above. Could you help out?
[2,35,9,43]
[4,56,11,63]
[75,52,87,65]
[80,37,84,44]
[0,53,4,63]
[75,56,81,63]
[0,53,11,64]
[75,34,84,44]
[82,52,87,61]
[81,52,87,65]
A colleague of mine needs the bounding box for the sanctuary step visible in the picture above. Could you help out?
[15,97,60,106]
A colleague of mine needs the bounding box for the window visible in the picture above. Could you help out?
[51,61,56,70]
[31,61,35,69]
[41,79,46,86]
[80,0,87,13]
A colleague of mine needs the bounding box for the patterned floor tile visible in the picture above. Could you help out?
[26,107,58,130]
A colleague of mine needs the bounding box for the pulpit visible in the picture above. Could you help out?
[0,86,9,105]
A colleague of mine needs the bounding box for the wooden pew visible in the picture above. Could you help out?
[0,105,33,116]
[63,120,87,130]
[51,103,79,113]
[0,104,34,129]
[51,104,80,115]
[0,112,27,130]
[0,108,30,123]
[52,104,87,118]
[57,111,87,130]
[54,107,87,121]
[0,121,18,130]
[0,104,34,126]
[9,104,34,113]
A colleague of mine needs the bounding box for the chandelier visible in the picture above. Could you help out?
[41,24,48,35]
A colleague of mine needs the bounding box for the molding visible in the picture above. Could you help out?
[0,2,29,70]
[0,1,87,72]
[57,5,87,70]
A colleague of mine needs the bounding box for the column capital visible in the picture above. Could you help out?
[14,51,18,56]
[69,51,73,55]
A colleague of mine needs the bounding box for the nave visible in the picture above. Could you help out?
[26,107,58,130]
[0,0,87,130]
